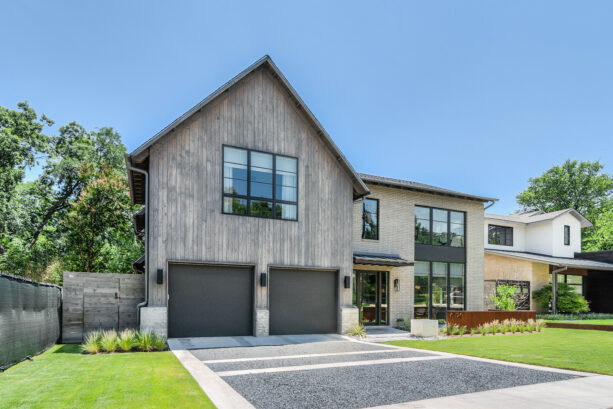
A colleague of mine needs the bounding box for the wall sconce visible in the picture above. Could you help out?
[157,268,164,285]
[260,272,267,287]
[394,278,400,291]
[344,276,351,289]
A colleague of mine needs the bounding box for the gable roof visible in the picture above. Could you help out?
[485,209,592,228]
[485,249,613,271]
[359,173,497,203]
[126,55,370,202]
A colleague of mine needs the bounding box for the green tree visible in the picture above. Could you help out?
[516,160,613,249]
[532,283,590,313]
[62,165,141,273]
[489,284,517,311]
[0,102,52,253]
[583,203,613,251]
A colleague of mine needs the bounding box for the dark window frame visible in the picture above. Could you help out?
[564,225,570,246]
[362,198,379,240]
[222,145,298,221]
[414,260,466,319]
[414,205,466,248]
[488,224,514,246]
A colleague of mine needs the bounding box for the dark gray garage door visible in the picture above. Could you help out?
[168,264,253,338]
[269,269,337,335]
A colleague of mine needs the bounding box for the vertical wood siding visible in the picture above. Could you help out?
[147,66,354,307]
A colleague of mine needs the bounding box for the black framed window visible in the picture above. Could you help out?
[223,146,297,220]
[488,225,513,246]
[362,198,379,240]
[414,260,465,320]
[564,225,570,246]
[415,206,465,248]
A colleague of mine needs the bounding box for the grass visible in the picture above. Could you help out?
[546,319,613,325]
[385,328,613,375]
[0,344,215,409]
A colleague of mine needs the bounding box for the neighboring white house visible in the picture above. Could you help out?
[482,209,613,311]
[483,209,590,257]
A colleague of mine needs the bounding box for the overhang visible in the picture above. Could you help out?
[485,249,613,271]
[353,252,413,267]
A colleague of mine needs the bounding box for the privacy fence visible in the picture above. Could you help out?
[0,273,62,370]
[62,272,144,343]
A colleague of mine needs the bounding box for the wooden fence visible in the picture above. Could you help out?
[62,272,144,343]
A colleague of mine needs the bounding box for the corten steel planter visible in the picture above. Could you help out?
[447,310,536,330]
[545,322,613,332]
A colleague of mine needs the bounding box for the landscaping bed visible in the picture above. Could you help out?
[545,322,613,331]
[81,329,167,354]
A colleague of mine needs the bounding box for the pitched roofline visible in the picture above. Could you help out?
[359,173,498,203]
[485,209,593,228]
[485,249,613,271]
[127,55,370,200]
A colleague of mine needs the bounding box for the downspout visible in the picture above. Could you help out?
[551,265,568,315]
[484,200,496,211]
[127,162,149,326]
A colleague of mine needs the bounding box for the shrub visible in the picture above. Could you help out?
[82,330,102,354]
[519,322,528,332]
[489,284,517,311]
[536,313,613,321]
[138,331,155,351]
[458,326,467,336]
[470,327,477,335]
[119,329,136,352]
[100,330,119,352]
[446,324,460,335]
[509,320,519,333]
[347,323,366,338]
[500,319,510,333]
[152,334,167,351]
[533,283,590,313]
[536,319,546,332]
[478,325,488,335]
[489,321,499,334]
[526,319,536,332]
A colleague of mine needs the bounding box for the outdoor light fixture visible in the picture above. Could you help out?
[344,276,351,289]
[260,272,267,287]
[156,268,163,285]
[394,278,399,291]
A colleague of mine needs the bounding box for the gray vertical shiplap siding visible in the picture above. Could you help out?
[147,66,354,308]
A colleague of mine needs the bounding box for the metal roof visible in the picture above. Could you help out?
[485,209,592,228]
[353,252,413,267]
[126,55,369,201]
[359,173,498,203]
[485,249,613,271]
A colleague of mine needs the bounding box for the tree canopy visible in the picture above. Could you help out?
[0,102,141,284]
[517,159,613,250]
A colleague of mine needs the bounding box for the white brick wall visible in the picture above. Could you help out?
[352,184,486,323]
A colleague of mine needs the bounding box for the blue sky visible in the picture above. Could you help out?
[2,1,612,214]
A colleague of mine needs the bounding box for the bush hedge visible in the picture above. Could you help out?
[82,329,167,354]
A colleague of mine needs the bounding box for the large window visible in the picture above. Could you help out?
[564,225,570,246]
[488,225,513,246]
[549,273,583,295]
[223,146,297,220]
[362,198,379,240]
[414,261,465,320]
[414,206,465,247]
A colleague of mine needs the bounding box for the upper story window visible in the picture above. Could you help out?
[362,198,379,240]
[415,206,465,247]
[564,225,570,246]
[222,146,297,220]
[488,225,513,246]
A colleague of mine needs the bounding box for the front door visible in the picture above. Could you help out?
[356,271,388,325]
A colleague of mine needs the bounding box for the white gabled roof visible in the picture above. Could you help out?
[485,209,592,228]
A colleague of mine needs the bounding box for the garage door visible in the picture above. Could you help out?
[168,264,253,338]
[269,269,337,335]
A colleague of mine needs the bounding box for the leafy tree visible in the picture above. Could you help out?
[532,283,590,313]
[489,284,517,311]
[0,102,52,253]
[516,160,613,249]
[583,203,613,251]
[62,164,140,273]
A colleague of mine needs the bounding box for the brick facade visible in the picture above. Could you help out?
[352,184,486,326]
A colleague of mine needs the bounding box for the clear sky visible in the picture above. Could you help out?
[2,1,612,214]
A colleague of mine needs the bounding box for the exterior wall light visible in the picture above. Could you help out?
[344,276,351,289]
[394,278,399,291]
[260,272,267,287]
[156,268,163,285]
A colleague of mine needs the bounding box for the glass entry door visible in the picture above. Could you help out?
[357,271,388,325]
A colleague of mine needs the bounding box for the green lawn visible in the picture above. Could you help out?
[546,319,613,325]
[386,328,613,375]
[0,345,215,409]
